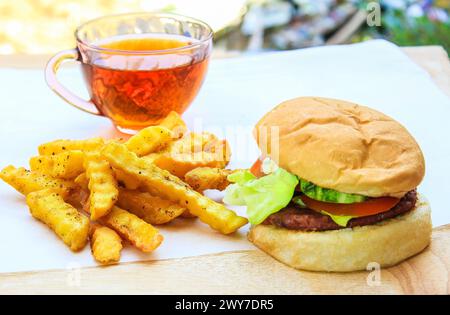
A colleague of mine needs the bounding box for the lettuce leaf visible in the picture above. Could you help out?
[227,170,256,184]
[223,168,299,225]
[291,195,307,208]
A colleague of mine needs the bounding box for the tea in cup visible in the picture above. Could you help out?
[46,13,213,133]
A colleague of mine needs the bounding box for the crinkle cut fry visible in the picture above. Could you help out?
[0,165,76,196]
[101,206,163,253]
[159,111,187,138]
[184,167,236,192]
[29,150,85,179]
[84,152,119,220]
[101,142,248,234]
[90,224,123,264]
[26,189,89,251]
[125,126,172,156]
[117,188,186,225]
[38,137,104,155]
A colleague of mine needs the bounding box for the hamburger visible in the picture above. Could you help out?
[224,97,431,272]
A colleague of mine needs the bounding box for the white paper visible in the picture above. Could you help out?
[0,40,449,273]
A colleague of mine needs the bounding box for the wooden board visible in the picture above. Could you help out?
[402,46,450,98]
[0,224,449,294]
[0,46,449,294]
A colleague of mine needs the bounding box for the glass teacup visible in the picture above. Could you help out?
[45,12,213,134]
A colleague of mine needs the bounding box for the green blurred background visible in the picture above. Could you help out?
[0,0,448,55]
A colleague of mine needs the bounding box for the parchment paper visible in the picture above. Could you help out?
[0,40,449,273]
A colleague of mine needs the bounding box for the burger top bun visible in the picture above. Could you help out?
[254,97,425,197]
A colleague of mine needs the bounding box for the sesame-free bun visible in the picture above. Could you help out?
[254,97,425,197]
[248,194,431,272]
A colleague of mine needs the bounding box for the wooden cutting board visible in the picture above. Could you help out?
[0,224,449,294]
[0,46,449,294]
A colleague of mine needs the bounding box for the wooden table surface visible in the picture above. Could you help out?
[0,46,449,295]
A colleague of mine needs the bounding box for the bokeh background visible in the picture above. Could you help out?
[0,0,448,55]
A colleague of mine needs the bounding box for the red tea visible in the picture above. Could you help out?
[81,34,209,131]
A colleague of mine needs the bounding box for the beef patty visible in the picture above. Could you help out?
[262,190,417,231]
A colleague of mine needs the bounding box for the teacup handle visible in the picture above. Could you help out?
[45,49,100,116]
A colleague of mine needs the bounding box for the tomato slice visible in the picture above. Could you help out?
[300,195,400,217]
[250,158,265,178]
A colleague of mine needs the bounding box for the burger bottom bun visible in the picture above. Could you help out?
[248,194,432,272]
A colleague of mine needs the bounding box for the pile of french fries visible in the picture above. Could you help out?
[0,112,247,265]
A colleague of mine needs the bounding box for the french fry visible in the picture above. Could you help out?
[143,132,231,178]
[102,142,248,234]
[29,156,52,175]
[117,189,186,224]
[140,153,197,219]
[26,189,89,251]
[184,167,236,192]
[0,165,76,195]
[144,152,228,179]
[84,152,118,220]
[123,111,187,156]
[38,137,104,155]
[2,112,242,264]
[181,166,237,217]
[90,224,123,265]
[125,126,173,156]
[29,150,85,179]
[102,206,163,252]
[159,111,187,138]
[114,168,141,190]
[169,132,227,157]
